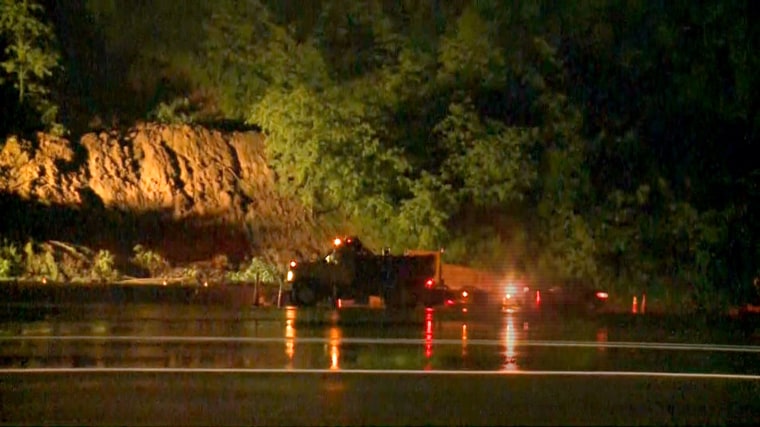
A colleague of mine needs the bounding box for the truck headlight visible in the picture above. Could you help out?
[286,270,294,282]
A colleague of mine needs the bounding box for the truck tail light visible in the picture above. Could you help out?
[595,291,609,300]
[425,279,434,289]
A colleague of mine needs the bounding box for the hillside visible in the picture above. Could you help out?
[0,124,330,273]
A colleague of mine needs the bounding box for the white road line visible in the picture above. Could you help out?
[0,367,759,380]
[1,335,759,352]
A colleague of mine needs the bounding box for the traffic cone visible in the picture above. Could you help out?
[632,296,638,314]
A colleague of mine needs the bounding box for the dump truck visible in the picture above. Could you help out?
[284,237,447,308]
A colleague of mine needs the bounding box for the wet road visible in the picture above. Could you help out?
[1,303,759,425]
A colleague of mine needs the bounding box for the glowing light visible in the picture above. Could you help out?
[289,260,297,268]
[333,238,342,246]
[42,277,47,284]
[536,290,541,304]
[596,291,609,300]
[286,271,294,282]
[203,281,208,287]
[425,278,434,289]
[445,299,455,306]
[462,290,469,298]
[162,280,167,286]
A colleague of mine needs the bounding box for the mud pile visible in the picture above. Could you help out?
[0,124,326,269]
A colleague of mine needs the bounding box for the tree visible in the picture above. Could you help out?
[249,83,434,250]
[436,4,506,88]
[0,0,60,128]
[435,99,536,208]
[195,0,329,120]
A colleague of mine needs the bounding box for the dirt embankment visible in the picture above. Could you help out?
[0,123,326,270]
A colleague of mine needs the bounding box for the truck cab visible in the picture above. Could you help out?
[285,237,441,308]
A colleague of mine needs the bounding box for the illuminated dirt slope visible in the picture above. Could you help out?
[0,124,325,267]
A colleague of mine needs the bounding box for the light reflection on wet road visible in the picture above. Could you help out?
[0,304,758,374]
[2,303,760,425]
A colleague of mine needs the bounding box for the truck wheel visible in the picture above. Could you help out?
[293,282,316,306]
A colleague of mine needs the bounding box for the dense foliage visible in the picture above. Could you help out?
[1,0,757,309]
[0,0,61,133]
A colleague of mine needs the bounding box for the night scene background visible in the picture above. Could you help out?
[0,0,758,312]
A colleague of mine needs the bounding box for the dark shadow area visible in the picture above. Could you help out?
[0,85,47,142]
[196,119,262,134]
[53,137,90,175]
[0,191,253,270]
[45,0,144,134]
[0,282,258,308]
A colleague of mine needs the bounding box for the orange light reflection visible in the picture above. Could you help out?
[328,326,342,370]
[285,307,296,365]
[461,323,468,358]
[502,313,519,371]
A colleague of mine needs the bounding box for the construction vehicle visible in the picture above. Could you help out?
[284,237,447,308]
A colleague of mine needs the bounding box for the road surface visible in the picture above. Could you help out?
[1,303,758,425]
